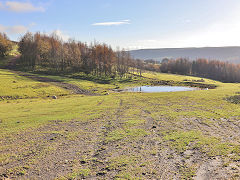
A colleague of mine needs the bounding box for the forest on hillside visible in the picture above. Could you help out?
[1,32,143,78]
[18,32,136,78]
[1,32,240,82]
[159,58,240,83]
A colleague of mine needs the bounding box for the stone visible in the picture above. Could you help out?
[52,95,57,99]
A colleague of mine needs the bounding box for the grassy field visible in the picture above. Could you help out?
[0,68,240,179]
[0,69,69,100]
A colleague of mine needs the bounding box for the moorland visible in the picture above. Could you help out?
[1,32,240,179]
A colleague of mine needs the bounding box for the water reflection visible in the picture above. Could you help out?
[126,86,199,93]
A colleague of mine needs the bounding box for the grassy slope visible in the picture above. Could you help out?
[1,69,240,179]
[0,69,69,99]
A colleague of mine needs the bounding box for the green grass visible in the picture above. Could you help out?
[7,44,20,57]
[0,95,117,137]
[108,155,138,170]
[1,68,239,145]
[106,128,148,142]
[65,168,91,179]
[163,129,240,162]
[141,71,218,84]
[32,71,146,95]
[0,69,69,100]
[1,68,240,179]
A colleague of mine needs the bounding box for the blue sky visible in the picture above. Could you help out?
[1,0,240,49]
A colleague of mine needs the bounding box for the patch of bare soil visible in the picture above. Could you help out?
[195,157,223,180]
[1,97,240,179]
[0,118,105,179]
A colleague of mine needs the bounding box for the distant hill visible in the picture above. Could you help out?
[130,47,240,63]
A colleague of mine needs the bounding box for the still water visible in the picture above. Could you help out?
[126,86,199,93]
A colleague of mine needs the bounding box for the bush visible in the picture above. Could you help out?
[0,33,12,57]
[225,95,240,104]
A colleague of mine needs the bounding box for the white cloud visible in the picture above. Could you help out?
[1,1,45,12]
[51,30,70,41]
[92,20,131,26]
[0,24,28,34]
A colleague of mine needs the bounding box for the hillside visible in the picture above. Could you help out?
[130,46,240,63]
[1,69,240,179]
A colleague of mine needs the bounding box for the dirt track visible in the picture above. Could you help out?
[1,96,239,179]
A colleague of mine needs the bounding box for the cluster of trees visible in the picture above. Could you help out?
[160,58,240,83]
[0,33,12,57]
[18,32,135,77]
[5,31,240,83]
[144,59,161,65]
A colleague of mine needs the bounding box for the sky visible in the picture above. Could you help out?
[1,0,240,49]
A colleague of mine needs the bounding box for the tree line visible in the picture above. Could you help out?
[160,58,240,83]
[18,32,136,78]
[2,31,240,82]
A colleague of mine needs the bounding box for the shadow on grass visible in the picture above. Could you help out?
[225,95,240,104]
[10,67,136,85]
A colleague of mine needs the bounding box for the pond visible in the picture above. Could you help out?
[125,86,201,93]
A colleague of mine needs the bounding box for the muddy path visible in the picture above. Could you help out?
[0,99,126,179]
[1,96,240,179]
[0,119,106,179]
[0,77,239,179]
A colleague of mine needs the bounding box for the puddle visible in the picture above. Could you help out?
[125,86,203,93]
